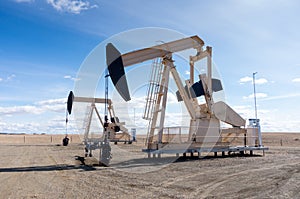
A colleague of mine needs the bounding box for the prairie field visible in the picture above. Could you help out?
[0,133,299,198]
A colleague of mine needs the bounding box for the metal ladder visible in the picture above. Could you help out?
[144,58,169,145]
[143,58,164,120]
[82,104,94,140]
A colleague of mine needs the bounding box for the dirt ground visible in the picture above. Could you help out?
[0,133,299,199]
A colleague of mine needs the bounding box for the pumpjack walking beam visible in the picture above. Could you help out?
[66,92,130,139]
[106,36,208,130]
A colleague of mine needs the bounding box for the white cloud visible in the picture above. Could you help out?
[47,0,97,14]
[0,74,16,83]
[7,74,16,81]
[64,75,80,81]
[127,96,147,109]
[0,98,70,133]
[292,78,300,83]
[230,105,300,132]
[239,76,268,85]
[167,92,179,104]
[232,105,253,119]
[255,78,268,84]
[243,92,268,100]
[0,117,78,134]
[0,105,43,115]
[185,70,190,75]
[260,93,300,101]
[239,76,252,84]
[0,98,66,116]
[35,98,65,106]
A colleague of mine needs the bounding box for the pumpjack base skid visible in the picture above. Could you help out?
[142,142,268,157]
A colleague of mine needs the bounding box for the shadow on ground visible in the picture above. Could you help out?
[0,154,262,173]
[110,153,262,169]
[0,156,98,173]
[0,164,96,173]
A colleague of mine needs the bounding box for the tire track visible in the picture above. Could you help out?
[190,161,300,198]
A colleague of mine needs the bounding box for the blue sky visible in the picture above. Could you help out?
[0,0,300,133]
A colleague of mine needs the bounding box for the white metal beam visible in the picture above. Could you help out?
[166,58,196,119]
[74,97,112,105]
[121,36,204,67]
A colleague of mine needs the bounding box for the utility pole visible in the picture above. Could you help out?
[253,72,258,121]
[253,72,262,146]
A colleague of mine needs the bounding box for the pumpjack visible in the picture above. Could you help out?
[106,35,268,157]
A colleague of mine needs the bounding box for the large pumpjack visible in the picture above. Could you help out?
[106,35,268,157]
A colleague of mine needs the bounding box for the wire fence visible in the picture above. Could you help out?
[0,134,81,145]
